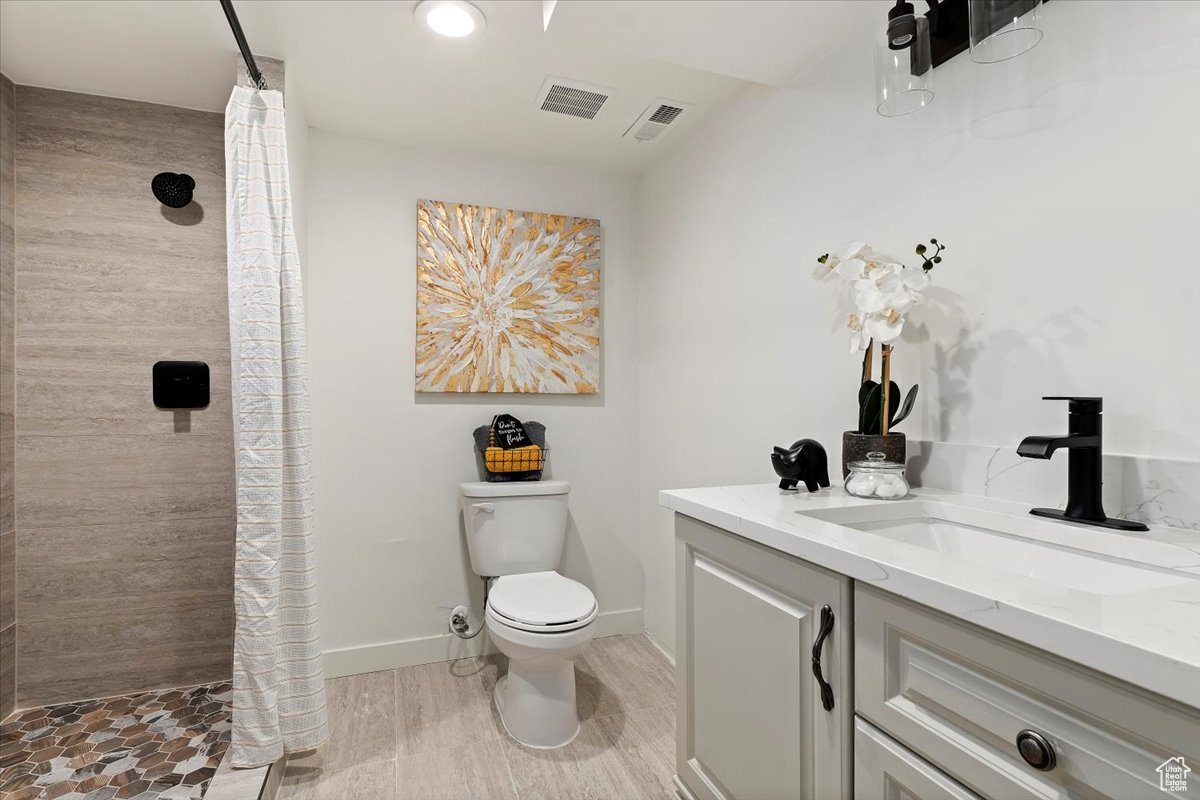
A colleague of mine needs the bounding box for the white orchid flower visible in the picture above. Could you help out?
[855,283,887,314]
[862,251,900,274]
[867,260,907,289]
[847,313,871,352]
[836,258,866,280]
[835,241,869,261]
[884,285,919,313]
[816,241,870,281]
[900,265,929,291]
[814,239,934,352]
[813,259,839,281]
[864,309,905,343]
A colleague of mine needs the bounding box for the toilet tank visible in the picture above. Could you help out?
[459,480,570,576]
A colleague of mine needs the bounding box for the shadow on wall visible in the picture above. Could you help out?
[902,279,1095,443]
[161,202,205,227]
[910,297,1092,444]
[904,284,977,442]
[561,512,595,594]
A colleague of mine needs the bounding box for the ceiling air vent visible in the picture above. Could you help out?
[535,77,611,120]
[624,98,694,143]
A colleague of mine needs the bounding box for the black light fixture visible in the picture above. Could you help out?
[876,1,934,116]
[875,0,1047,117]
[887,1,918,50]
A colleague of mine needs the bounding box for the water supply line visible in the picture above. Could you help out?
[449,576,493,639]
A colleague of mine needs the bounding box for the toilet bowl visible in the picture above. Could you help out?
[485,570,597,748]
[459,479,597,748]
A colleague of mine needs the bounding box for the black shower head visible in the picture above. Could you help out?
[152,172,195,209]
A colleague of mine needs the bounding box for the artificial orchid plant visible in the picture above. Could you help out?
[815,239,945,436]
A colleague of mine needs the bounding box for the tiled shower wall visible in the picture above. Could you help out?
[1,74,15,720]
[10,85,235,709]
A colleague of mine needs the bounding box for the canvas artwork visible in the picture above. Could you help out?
[415,199,601,393]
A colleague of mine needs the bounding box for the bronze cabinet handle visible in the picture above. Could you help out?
[1016,729,1057,771]
[811,605,835,712]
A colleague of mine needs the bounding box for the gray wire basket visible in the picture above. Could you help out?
[472,421,547,482]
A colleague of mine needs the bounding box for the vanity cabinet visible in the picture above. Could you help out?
[855,586,1200,800]
[674,515,853,800]
[672,510,1200,800]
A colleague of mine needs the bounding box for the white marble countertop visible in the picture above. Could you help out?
[659,484,1200,709]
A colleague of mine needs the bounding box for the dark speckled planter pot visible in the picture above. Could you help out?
[841,431,906,479]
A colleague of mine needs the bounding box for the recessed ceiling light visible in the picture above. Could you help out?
[415,0,486,38]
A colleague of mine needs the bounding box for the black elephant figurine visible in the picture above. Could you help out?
[771,438,831,492]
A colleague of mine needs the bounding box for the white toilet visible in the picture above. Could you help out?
[459,479,597,748]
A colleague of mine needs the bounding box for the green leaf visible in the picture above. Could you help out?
[933,256,941,263]
[915,244,927,255]
[818,253,828,263]
[858,382,881,435]
[858,380,878,407]
[859,382,903,434]
[885,381,901,427]
[891,385,919,427]
[930,237,938,244]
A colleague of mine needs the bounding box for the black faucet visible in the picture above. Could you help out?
[1017,397,1148,532]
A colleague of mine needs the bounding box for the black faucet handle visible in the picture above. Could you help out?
[1042,396,1102,414]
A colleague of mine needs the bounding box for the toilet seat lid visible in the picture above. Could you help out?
[488,571,596,627]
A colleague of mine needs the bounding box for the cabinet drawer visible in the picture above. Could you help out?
[855,716,983,800]
[855,586,1200,800]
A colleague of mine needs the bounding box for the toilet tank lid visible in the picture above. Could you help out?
[459,479,570,498]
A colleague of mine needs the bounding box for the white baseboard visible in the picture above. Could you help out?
[673,775,698,800]
[322,607,644,679]
[644,630,676,668]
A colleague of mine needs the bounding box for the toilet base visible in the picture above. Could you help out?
[495,667,580,749]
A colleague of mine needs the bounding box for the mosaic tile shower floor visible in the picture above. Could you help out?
[0,682,231,800]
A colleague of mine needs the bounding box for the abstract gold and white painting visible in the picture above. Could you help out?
[415,199,601,393]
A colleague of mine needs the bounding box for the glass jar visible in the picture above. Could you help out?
[845,452,910,500]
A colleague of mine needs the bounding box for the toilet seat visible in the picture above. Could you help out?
[488,571,597,633]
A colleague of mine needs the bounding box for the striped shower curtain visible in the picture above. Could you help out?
[225,85,328,768]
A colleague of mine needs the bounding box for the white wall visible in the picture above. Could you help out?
[307,131,642,675]
[636,0,1200,652]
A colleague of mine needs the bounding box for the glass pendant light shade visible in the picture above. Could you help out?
[969,0,1043,63]
[874,16,933,117]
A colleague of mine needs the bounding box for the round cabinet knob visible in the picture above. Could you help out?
[1016,729,1056,771]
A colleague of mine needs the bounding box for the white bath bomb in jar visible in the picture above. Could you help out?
[847,475,874,496]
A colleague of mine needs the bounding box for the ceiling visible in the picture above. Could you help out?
[0,0,883,173]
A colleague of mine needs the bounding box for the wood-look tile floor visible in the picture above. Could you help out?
[278,634,676,800]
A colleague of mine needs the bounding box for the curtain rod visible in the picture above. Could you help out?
[219,0,268,90]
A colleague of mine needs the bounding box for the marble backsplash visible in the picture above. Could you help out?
[906,440,1200,531]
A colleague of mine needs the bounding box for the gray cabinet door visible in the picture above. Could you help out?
[675,514,852,800]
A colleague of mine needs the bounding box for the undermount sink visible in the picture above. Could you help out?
[797,500,1196,595]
